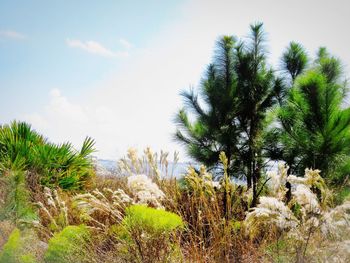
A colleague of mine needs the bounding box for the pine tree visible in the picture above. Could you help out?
[175,23,281,205]
[270,48,350,182]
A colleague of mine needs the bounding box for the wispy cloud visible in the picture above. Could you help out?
[119,38,132,49]
[0,30,26,40]
[24,88,118,158]
[66,39,128,58]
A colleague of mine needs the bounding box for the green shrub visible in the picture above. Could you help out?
[0,121,95,190]
[118,205,184,263]
[123,205,184,234]
[44,225,90,263]
[0,228,21,263]
[0,228,37,263]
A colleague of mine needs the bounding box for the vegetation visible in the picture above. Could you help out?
[0,170,36,222]
[175,23,350,203]
[1,23,350,262]
[0,121,95,190]
[0,228,40,263]
[117,205,184,262]
[269,48,350,182]
[44,225,90,263]
[175,24,282,206]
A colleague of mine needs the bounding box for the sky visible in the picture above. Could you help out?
[1,0,350,160]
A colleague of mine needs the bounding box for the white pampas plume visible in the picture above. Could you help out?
[127,174,165,207]
[320,201,350,238]
[245,196,298,238]
[293,184,320,215]
[267,163,288,200]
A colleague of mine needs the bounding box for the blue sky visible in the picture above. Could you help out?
[1,0,350,160]
[0,0,184,116]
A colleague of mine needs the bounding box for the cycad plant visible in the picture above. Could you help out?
[0,121,95,190]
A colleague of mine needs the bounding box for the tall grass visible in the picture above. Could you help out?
[0,144,349,262]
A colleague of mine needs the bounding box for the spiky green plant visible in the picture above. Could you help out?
[0,121,95,190]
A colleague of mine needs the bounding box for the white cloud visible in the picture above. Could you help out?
[48,88,88,122]
[24,88,119,158]
[0,30,26,40]
[119,38,132,49]
[66,39,128,58]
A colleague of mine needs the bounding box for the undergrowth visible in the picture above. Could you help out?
[0,145,349,262]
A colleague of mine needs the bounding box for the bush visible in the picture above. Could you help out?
[124,205,184,234]
[118,205,184,263]
[44,225,90,263]
[0,228,38,263]
[0,121,95,190]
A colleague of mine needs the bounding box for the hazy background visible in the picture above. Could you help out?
[1,0,350,161]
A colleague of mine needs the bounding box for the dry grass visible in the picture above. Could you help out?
[1,149,349,262]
